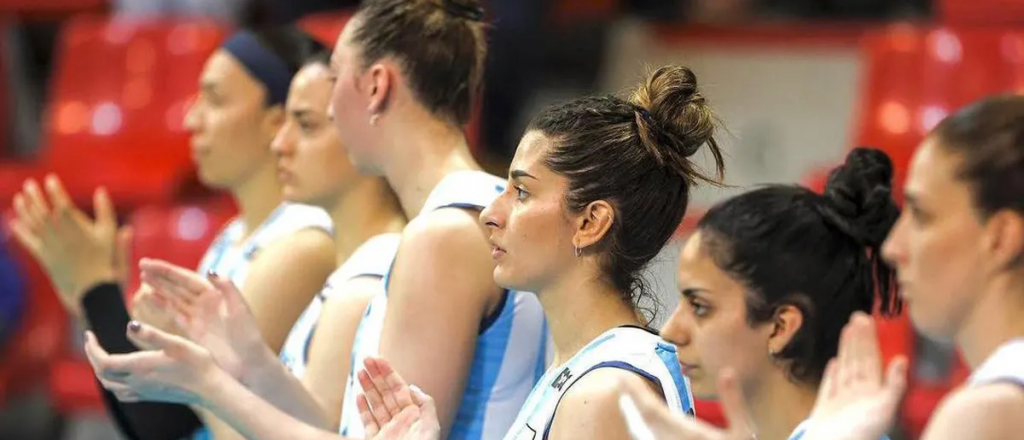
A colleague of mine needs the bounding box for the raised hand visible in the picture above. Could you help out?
[138,258,270,382]
[84,320,224,405]
[130,284,189,338]
[357,357,440,440]
[8,176,128,317]
[617,369,755,440]
[798,312,907,440]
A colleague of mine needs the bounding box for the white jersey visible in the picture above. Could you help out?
[279,233,401,378]
[196,203,333,288]
[191,202,332,440]
[503,327,693,440]
[969,338,1024,389]
[339,171,549,440]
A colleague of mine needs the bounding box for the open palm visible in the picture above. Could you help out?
[799,313,907,440]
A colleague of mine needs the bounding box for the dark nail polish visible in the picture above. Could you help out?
[128,321,141,332]
[206,270,219,280]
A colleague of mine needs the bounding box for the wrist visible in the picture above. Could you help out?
[240,344,280,388]
[196,361,235,407]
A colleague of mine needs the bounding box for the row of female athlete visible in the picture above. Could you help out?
[7,0,1023,440]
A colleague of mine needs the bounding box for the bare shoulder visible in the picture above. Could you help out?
[922,383,1024,440]
[400,207,488,252]
[548,368,661,440]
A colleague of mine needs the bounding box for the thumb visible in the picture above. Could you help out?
[716,369,755,438]
[207,273,248,315]
[126,320,188,354]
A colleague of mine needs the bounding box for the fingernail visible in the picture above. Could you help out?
[206,270,219,280]
[128,321,142,333]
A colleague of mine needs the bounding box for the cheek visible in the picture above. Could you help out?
[696,318,765,378]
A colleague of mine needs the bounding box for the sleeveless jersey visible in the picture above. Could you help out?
[190,202,331,440]
[197,203,333,288]
[503,326,693,440]
[339,171,549,440]
[969,338,1024,389]
[279,233,402,378]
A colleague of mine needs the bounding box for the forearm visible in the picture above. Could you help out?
[243,349,333,429]
[200,367,345,440]
[82,282,204,440]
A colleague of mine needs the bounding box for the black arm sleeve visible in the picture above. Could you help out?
[80,282,204,440]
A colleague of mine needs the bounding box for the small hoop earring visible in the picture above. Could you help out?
[369,113,380,126]
[574,245,582,258]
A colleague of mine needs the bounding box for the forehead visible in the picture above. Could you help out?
[287,64,332,110]
[202,50,249,84]
[906,137,970,207]
[333,19,360,61]
[677,232,744,293]
[510,130,552,170]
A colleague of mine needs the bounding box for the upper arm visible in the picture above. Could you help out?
[378,209,502,437]
[243,228,336,353]
[921,384,1024,440]
[302,276,381,429]
[548,369,662,440]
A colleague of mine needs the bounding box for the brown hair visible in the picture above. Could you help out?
[528,65,726,317]
[932,95,1024,219]
[351,0,486,126]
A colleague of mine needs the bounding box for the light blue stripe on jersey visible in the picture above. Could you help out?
[450,292,515,440]
[788,423,890,440]
[655,341,694,416]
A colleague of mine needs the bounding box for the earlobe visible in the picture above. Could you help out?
[767,304,803,355]
[574,201,615,251]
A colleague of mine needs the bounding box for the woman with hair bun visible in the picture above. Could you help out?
[615,147,901,440]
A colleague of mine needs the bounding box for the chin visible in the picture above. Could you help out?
[908,308,958,343]
[492,267,528,292]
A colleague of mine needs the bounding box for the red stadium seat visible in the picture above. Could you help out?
[0,17,228,210]
[124,196,237,296]
[854,25,1024,203]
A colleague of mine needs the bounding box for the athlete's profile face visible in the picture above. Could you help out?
[659,232,775,399]
[185,49,282,190]
[480,131,577,293]
[328,18,381,175]
[271,63,359,208]
[883,137,992,341]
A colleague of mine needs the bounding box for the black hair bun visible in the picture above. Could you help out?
[818,147,900,247]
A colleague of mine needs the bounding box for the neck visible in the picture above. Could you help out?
[746,372,817,440]
[232,166,284,241]
[955,274,1024,369]
[327,178,406,265]
[540,266,641,365]
[378,117,480,218]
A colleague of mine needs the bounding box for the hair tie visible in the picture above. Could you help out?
[221,31,292,105]
[438,0,485,22]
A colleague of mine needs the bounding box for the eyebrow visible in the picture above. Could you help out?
[289,108,312,118]
[679,287,709,299]
[510,169,537,180]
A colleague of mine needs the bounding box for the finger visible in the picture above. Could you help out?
[126,320,192,356]
[139,259,210,298]
[884,356,909,403]
[408,385,439,427]
[848,313,877,386]
[358,369,394,426]
[93,187,117,232]
[8,218,42,257]
[356,394,381,438]
[43,174,73,219]
[374,357,416,410]
[365,357,406,416]
[12,193,41,233]
[84,331,154,381]
[716,369,755,438]
[22,179,51,225]
[856,312,883,385]
[114,389,141,402]
[139,269,202,307]
[836,317,856,389]
[207,273,248,316]
[114,226,134,280]
[818,358,839,403]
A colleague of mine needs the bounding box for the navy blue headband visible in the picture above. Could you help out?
[221,31,292,105]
